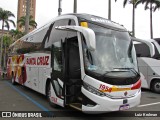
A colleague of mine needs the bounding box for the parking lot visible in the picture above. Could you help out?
[0,78,160,120]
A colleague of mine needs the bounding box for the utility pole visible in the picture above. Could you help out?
[25,0,30,34]
[58,0,62,15]
[73,0,77,13]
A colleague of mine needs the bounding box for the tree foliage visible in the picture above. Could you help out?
[10,29,24,40]
[0,7,15,30]
[0,7,15,69]
[18,15,37,29]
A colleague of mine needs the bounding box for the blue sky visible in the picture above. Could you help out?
[0,0,160,39]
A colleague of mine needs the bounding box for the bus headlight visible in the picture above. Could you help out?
[83,82,105,97]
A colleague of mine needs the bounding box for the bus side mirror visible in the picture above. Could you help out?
[55,26,96,51]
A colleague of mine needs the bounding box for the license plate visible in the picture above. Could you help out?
[119,104,130,111]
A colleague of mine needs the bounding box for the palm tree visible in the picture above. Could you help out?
[73,0,77,13]
[108,0,111,20]
[10,29,24,41]
[18,15,37,31]
[25,0,30,34]
[115,0,139,37]
[135,0,160,39]
[2,35,12,70]
[0,8,15,70]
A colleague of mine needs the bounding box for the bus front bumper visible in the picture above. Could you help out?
[82,87,141,113]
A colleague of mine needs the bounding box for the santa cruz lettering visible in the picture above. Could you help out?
[26,56,49,66]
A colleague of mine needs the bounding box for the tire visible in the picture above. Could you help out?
[46,81,58,108]
[11,73,16,85]
[151,80,160,93]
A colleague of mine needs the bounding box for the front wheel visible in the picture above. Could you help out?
[152,80,160,93]
[46,81,58,108]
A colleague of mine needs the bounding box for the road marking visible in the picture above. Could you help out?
[138,102,160,107]
[5,81,53,116]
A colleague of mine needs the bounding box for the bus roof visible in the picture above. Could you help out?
[65,13,126,31]
[132,37,157,43]
[15,13,127,43]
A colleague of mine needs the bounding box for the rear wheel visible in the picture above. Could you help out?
[151,80,160,93]
[46,81,58,108]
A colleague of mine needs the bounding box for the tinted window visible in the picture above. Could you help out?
[12,19,76,54]
[53,41,62,72]
[17,41,41,54]
[44,19,69,48]
[134,43,150,57]
[69,19,76,25]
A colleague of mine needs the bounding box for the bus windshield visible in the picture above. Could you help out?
[83,23,138,74]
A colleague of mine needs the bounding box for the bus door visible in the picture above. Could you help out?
[64,32,82,109]
[51,41,64,100]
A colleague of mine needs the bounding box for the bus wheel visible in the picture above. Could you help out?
[46,81,58,108]
[152,80,160,93]
[11,73,16,85]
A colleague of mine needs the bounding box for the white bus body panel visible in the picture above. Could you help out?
[24,53,51,94]
[140,72,148,89]
[82,88,141,112]
[81,75,141,112]
[133,38,160,90]
[138,57,160,89]
[50,84,64,107]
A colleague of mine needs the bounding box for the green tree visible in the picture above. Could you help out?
[0,7,15,69]
[10,29,24,41]
[18,15,37,31]
[135,0,160,39]
[2,35,12,69]
[3,35,12,47]
[25,0,30,34]
[115,0,139,37]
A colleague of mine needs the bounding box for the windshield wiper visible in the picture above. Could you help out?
[113,68,138,75]
[101,70,123,78]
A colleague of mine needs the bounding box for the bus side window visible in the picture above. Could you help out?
[53,42,62,72]
[45,19,69,48]
[134,43,151,57]
[51,19,70,83]
[69,19,76,25]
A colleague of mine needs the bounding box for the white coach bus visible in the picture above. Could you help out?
[133,37,160,93]
[132,38,160,93]
[7,14,141,113]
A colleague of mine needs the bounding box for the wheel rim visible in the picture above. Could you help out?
[154,82,160,92]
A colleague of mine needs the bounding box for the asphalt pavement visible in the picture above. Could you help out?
[0,78,160,120]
